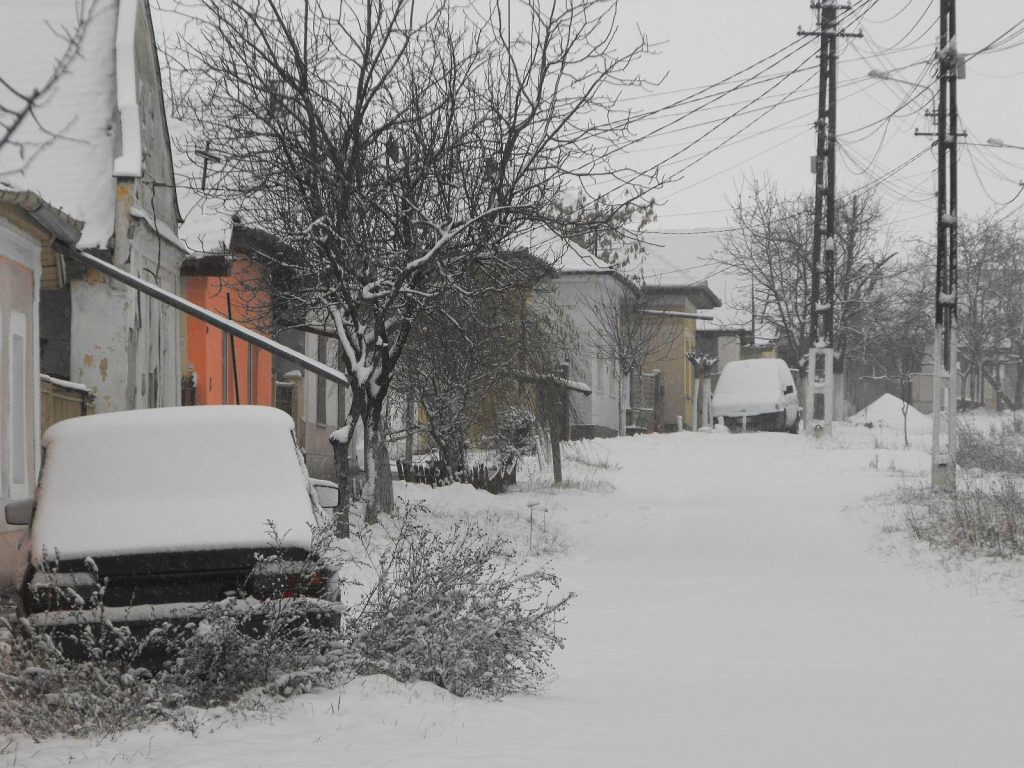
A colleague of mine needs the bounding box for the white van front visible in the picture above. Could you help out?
[711,359,800,432]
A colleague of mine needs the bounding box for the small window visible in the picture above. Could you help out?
[316,336,327,425]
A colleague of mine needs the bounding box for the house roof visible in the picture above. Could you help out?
[518,226,616,275]
[0,0,149,249]
[168,116,236,253]
[0,183,84,247]
[639,228,772,336]
[521,225,640,296]
[641,281,721,310]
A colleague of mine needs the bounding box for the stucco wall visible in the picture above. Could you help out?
[0,218,41,506]
[641,293,699,431]
[545,274,631,436]
[184,259,274,406]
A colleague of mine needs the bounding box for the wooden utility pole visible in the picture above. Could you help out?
[932,0,962,490]
[799,3,860,436]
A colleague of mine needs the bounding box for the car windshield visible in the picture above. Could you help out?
[716,361,784,395]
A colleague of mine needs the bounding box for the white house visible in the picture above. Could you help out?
[0,0,187,413]
[527,229,636,438]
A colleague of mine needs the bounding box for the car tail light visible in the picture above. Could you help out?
[248,566,326,600]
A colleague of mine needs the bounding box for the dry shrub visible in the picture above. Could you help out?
[957,419,1024,474]
[350,510,574,697]
[0,618,158,739]
[906,476,1024,557]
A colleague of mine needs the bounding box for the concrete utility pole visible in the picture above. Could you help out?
[799,2,860,437]
[931,0,964,490]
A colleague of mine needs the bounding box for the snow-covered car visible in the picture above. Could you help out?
[0,406,335,634]
[711,358,801,432]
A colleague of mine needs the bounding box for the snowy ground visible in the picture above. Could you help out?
[9,416,1024,767]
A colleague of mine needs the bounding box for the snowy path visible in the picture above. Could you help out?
[13,427,1024,767]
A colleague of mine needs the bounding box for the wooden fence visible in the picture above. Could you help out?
[395,458,518,494]
[40,375,94,433]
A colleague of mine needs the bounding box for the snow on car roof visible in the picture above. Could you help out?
[32,406,320,562]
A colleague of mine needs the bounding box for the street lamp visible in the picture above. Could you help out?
[986,137,1024,150]
[867,69,932,89]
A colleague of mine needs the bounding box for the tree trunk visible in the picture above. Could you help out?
[361,418,395,525]
[331,436,352,538]
[550,422,563,484]
[617,373,627,436]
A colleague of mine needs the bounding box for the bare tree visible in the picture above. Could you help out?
[717,179,899,371]
[953,215,1024,409]
[392,273,575,474]
[0,1,98,158]
[168,0,659,527]
[858,264,932,446]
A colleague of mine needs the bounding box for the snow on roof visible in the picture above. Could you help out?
[168,116,235,253]
[0,0,140,248]
[639,228,773,338]
[32,406,321,562]
[849,393,932,432]
[518,226,618,275]
[112,0,142,178]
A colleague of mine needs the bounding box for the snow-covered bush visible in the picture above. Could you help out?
[496,405,537,466]
[350,509,574,697]
[0,618,158,739]
[157,597,344,706]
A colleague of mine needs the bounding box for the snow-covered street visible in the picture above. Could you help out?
[12,422,1024,767]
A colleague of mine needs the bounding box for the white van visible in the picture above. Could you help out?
[710,359,800,433]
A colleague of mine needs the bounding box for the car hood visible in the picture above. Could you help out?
[711,390,781,417]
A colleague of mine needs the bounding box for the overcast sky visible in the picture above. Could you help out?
[606,1,1024,242]
[154,1,1024,247]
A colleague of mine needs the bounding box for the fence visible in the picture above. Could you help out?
[40,375,94,433]
[395,458,518,494]
[627,371,661,434]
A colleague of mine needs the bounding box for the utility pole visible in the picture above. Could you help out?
[799,2,860,437]
[932,0,964,490]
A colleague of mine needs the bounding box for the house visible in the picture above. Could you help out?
[529,230,636,438]
[0,0,187,413]
[180,252,275,407]
[639,283,721,431]
[166,101,353,478]
[0,187,82,514]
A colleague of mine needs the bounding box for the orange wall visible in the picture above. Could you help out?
[184,258,274,406]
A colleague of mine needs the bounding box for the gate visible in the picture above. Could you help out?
[628,371,661,433]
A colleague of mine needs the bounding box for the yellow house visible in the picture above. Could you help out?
[640,283,720,431]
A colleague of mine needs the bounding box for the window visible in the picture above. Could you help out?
[316,336,327,424]
[9,312,28,493]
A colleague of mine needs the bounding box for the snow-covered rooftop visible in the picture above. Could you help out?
[168,116,235,253]
[0,0,141,248]
[517,226,618,275]
[640,228,774,337]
